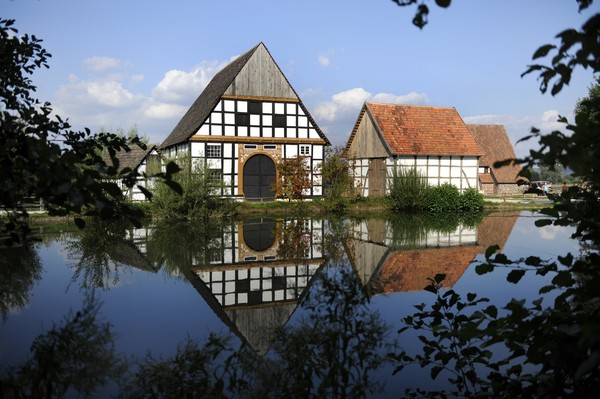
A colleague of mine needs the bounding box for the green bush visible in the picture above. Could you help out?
[387,167,430,211]
[425,183,461,213]
[150,157,236,220]
[459,187,484,212]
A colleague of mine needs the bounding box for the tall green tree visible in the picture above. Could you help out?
[0,19,180,245]
[390,1,600,397]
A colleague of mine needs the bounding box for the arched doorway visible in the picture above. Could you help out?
[243,154,276,201]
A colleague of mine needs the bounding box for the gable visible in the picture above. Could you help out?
[366,103,484,157]
[467,124,522,183]
[346,106,391,159]
[161,43,329,149]
[224,44,298,100]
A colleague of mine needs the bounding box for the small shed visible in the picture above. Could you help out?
[467,124,525,195]
[160,42,330,201]
[106,144,160,201]
[345,103,484,196]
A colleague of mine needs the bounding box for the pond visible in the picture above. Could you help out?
[0,211,581,397]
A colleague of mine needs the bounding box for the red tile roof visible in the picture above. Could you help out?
[366,103,484,156]
[467,124,523,183]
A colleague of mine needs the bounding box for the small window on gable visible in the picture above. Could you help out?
[273,114,286,128]
[299,145,310,156]
[248,101,262,114]
[206,144,221,158]
[236,113,250,126]
[244,144,258,150]
[263,145,276,150]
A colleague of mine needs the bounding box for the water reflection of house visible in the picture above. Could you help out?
[187,218,326,355]
[347,213,518,294]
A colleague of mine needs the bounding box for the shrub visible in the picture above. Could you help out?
[150,157,235,220]
[276,156,311,201]
[459,188,484,212]
[388,167,430,211]
[425,183,461,213]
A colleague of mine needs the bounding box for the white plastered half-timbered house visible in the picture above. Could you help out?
[345,103,484,197]
[160,42,330,201]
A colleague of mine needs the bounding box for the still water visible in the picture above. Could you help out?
[0,211,581,397]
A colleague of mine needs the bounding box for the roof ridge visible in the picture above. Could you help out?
[366,102,455,110]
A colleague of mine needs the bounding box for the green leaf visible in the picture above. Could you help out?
[534,219,552,227]
[558,253,573,266]
[552,271,574,287]
[74,217,86,229]
[532,44,556,59]
[137,185,153,201]
[475,263,494,275]
[485,244,500,259]
[507,269,526,284]
[483,305,498,318]
[525,256,542,266]
[165,161,181,175]
[165,180,183,195]
[430,365,443,380]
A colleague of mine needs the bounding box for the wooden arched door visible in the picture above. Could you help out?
[243,155,276,201]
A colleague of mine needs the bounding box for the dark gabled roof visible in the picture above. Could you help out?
[104,144,157,173]
[160,44,259,149]
[160,42,329,148]
[467,124,523,183]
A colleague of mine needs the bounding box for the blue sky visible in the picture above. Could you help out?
[4,0,598,156]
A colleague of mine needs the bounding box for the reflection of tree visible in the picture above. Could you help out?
[240,263,393,398]
[63,219,135,290]
[121,263,393,398]
[146,220,228,275]
[1,295,124,398]
[276,219,310,260]
[0,242,42,321]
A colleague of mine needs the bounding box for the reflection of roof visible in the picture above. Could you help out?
[370,245,480,293]
[476,212,519,250]
[107,240,157,272]
[347,213,520,295]
[468,124,523,183]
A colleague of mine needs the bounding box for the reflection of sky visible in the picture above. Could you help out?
[0,214,584,398]
[371,212,582,396]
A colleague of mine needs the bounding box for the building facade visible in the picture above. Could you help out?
[160,43,330,201]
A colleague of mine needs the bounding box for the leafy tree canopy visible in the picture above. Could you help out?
[0,19,181,245]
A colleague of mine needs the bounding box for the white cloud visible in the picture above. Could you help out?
[314,87,428,122]
[318,55,331,67]
[152,60,226,104]
[82,56,127,72]
[144,102,188,119]
[310,87,429,146]
[56,77,143,109]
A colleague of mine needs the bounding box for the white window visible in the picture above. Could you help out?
[206,144,221,158]
[300,145,310,156]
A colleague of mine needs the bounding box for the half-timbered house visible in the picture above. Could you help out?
[345,103,484,196]
[160,43,330,201]
[106,144,160,202]
[467,124,525,195]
